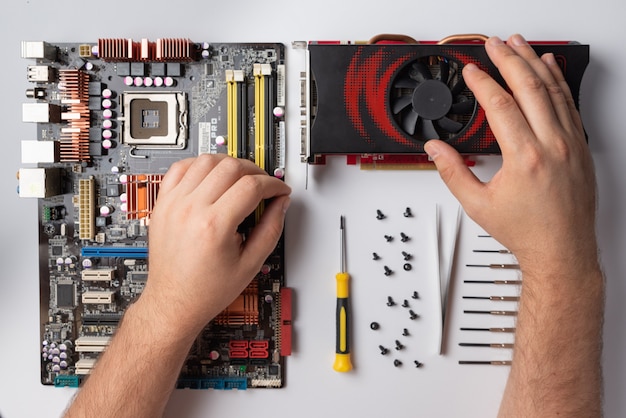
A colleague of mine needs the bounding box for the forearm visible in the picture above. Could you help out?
[499,261,604,417]
[64,297,196,418]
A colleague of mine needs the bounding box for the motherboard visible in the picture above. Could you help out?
[18,38,291,389]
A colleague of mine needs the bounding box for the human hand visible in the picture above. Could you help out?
[425,34,599,278]
[138,154,291,336]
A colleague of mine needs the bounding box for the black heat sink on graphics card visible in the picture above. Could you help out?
[304,42,589,163]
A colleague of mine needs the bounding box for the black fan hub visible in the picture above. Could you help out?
[411,79,453,121]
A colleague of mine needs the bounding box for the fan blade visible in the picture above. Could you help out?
[436,116,464,133]
[420,118,439,140]
[393,77,419,89]
[451,76,466,96]
[403,111,419,135]
[450,100,475,115]
[438,60,450,84]
[412,61,432,81]
[392,95,413,114]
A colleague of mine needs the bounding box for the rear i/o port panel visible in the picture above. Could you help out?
[19,38,290,389]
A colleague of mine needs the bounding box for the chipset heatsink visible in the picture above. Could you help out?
[119,92,188,149]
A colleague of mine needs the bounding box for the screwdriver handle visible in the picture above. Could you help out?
[333,272,352,372]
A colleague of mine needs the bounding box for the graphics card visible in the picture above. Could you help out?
[300,35,589,167]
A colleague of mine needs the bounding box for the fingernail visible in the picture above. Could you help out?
[543,52,557,66]
[282,197,291,214]
[424,141,439,159]
[488,36,504,46]
[464,63,479,72]
[510,34,528,47]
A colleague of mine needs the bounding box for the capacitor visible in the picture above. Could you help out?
[52,356,60,364]
[201,49,210,59]
[84,62,94,71]
[102,119,113,129]
[273,106,285,118]
[42,346,48,354]
[59,352,68,361]
[102,88,113,99]
[82,259,93,269]
[215,136,226,146]
[99,205,113,216]
[124,76,134,86]
[133,76,144,87]
[51,347,60,356]
[103,109,114,119]
[111,166,120,174]
[60,360,68,369]
[52,364,61,373]
[154,77,164,87]
[164,77,175,87]
[264,294,273,303]
[261,264,271,275]
[64,257,73,265]
[102,139,113,150]
[273,168,285,179]
[202,42,210,50]
[118,174,128,184]
[59,343,68,351]
[143,77,153,87]
[119,192,127,202]
[209,350,220,361]
[102,129,113,140]
[120,202,128,212]
[42,352,48,359]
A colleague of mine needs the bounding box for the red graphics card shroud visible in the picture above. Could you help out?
[305,40,589,165]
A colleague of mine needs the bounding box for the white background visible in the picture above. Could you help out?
[1,0,624,417]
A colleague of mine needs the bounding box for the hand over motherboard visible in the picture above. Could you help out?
[140,154,291,337]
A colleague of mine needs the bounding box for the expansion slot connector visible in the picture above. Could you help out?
[81,290,115,304]
[78,177,95,241]
[75,336,112,353]
[81,268,115,282]
[81,246,148,258]
[225,70,246,159]
[75,358,97,375]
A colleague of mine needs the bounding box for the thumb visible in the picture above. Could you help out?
[425,140,485,208]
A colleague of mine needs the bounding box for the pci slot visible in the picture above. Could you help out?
[75,336,112,353]
[81,268,114,282]
[78,177,95,240]
[75,358,98,375]
[81,290,115,304]
[81,246,148,258]
[226,70,247,159]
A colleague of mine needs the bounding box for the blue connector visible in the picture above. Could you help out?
[81,246,148,258]
[54,375,80,388]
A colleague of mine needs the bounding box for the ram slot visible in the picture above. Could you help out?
[226,70,246,159]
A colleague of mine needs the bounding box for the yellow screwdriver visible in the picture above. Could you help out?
[333,215,353,372]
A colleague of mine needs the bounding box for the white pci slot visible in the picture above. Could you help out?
[75,336,112,353]
[75,358,98,375]
[81,291,115,304]
[81,268,114,282]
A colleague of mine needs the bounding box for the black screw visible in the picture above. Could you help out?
[395,340,404,350]
[400,232,410,242]
[414,360,423,368]
[411,291,419,299]
[379,345,389,355]
[409,310,419,320]
[376,210,386,220]
[372,252,380,260]
[370,322,380,330]
[402,251,412,261]
[402,299,409,308]
[384,235,393,242]
[394,359,402,367]
[403,207,413,217]
[384,266,393,276]
[403,263,412,271]
[386,296,396,306]
[402,328,410,336]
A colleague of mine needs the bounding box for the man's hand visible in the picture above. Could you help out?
[426,34,603,417]
[139,154,291,336]
[425,34,598,278]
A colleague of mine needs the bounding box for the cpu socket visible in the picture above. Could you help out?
[120,92,188,149]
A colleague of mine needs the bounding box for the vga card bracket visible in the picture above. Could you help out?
[300,34,589,168]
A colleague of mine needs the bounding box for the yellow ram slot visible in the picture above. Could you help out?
[226,70,238,158]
